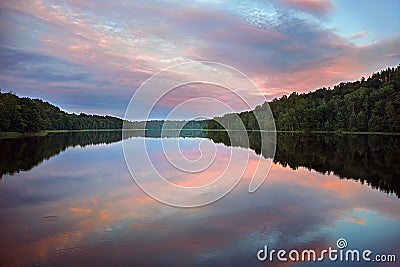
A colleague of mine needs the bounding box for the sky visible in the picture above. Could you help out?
[0,0,399,118]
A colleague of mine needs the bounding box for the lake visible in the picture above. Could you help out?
[0,132,399,266]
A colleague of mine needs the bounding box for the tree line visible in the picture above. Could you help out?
[207,65,400,132]
[1,65,399,133]
[0,92,123,132]
[0,92,209,133]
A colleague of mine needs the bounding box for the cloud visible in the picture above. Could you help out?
[284,0,335,16]
[0,0,399,117]
[0,47,93,82]
[348,31,368,40]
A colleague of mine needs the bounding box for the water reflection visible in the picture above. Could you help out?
[0,132,399,266]
[0,131,123,178]
[0,130,203,179]
[207,131,400,197]
[2,131,399,199]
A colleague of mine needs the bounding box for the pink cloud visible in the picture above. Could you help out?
[348,31,368,39]
[386,53,399,57]
[284,0,335,15]
[1,0,399,117]
[346,217,366,225]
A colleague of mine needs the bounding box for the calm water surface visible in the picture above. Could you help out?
[0,132,399,266]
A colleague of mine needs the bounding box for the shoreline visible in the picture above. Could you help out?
[0,129,123,138]
[203,129,400,135]
[1,129,399,138]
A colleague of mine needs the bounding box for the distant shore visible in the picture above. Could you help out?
[1,129,399,139]
[203,129,400,135]
[0,129,123,138]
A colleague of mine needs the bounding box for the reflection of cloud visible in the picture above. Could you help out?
[1,141,400,266]
[70,207,93,213]
[346,217,366,225]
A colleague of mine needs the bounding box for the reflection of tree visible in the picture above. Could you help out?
[0,131,123,178]
[205,130,275,158]
[3,130,399,198]
[0,129,207,178]
[207,131,400,198]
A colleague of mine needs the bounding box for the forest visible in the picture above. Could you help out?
[0,91,208,133]
[0,91,123,132]
[207,65,400,132]
[1,65,399,133]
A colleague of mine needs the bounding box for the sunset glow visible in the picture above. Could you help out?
[1,0,399,117]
